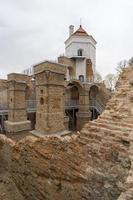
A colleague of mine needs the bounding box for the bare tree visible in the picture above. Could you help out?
[104,74,118,91]
[116,59,127,73]
[94,71,102,83]
[128,57,133,65]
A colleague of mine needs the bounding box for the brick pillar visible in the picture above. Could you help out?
[5,73,31,133]
[76,86,91,130]
[33,61,67,135]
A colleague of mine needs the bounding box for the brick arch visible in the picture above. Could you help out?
[67,80,84,94]
[89,84,99,99]
[66,80,84,104]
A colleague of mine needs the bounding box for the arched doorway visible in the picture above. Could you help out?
[89,85,99,100]
[65,81,82,131]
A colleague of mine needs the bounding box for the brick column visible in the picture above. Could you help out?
[5,73,31,133]
[76,85,91,130]
[33,61,67,135]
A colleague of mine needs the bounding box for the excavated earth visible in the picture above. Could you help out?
[0,65,133,200]
[0,136,24,200]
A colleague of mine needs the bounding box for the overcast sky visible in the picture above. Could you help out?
[0,0,132,79]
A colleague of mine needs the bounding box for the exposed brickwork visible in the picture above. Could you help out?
[58,56,75,67]
[0,79,8,110]
[77,87,91,130]
[34,61,67,134]
[98,82,111,105]
[9,66,133,199]
[86,59,94,82]
[0,135,24,200]
[58,56,76,79]
[0,79,7,91]
[5,73,31,133]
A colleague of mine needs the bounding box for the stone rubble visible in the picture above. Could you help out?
[0,65,133,199]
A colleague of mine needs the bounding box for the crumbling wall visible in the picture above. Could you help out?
[1,65,133,199]
[0,135,25,200]
[0,135,15,171]
[97,82,112,105]
[0,79,8,110]
[10,66,133,199]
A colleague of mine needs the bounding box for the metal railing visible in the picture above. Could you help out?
[26,100,37,112]
[0,100,37,113]
[65,100,79,108]
[89,99,105,114]
[70,55,85,58]
[0,103,8,111]
[0,99,105,114]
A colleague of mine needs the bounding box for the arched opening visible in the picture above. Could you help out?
[77,49,83,56]
[70,86,79,101]
[89,85,99,100]
[79,75,84,82]
[65,81,82,131]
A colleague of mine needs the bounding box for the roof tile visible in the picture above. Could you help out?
[72,25,89,36]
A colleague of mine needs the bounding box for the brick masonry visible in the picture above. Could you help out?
[9,65,133,199]
[33,61,67,134]
[5,73,31,133]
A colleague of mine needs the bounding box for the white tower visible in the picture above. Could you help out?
[65,25,97,82]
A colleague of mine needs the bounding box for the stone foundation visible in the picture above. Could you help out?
[5,120,31,133]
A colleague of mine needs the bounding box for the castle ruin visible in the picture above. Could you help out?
[0,25,131,200]
[0,25,110,135]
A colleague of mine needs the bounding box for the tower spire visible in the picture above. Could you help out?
[80,18,82,27]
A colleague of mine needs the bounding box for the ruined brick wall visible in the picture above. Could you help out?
[97,83,112,106]
[0,135,15,171]
[7,73,35,101]
[0,79,8,109]
[0,75,36,108]
[34,61,66,134]
[8,66,133,199]
[58,56,76,78]
[5,73,31,133]
[0,135,25,200]
[58,56,75,67]
[25,76,36,100]
[86,59,94,82]
[0,79,7,91]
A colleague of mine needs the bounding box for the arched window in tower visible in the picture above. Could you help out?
[77,49,83,56]
[79,75,84,82]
